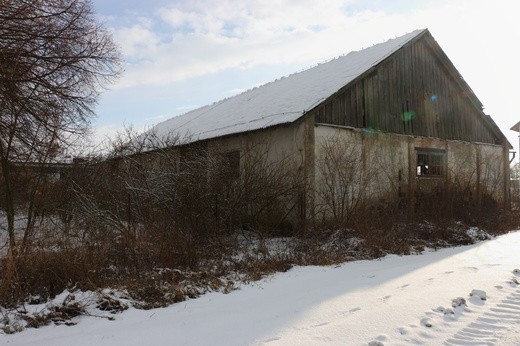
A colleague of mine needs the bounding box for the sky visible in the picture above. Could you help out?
[90,0,520,159]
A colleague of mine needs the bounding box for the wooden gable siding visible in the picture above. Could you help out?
[314,34,500,145]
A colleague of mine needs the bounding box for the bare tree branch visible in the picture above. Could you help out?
[0,0,122,252]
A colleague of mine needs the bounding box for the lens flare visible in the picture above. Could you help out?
[364,126,375,135]
[402,111,415,122]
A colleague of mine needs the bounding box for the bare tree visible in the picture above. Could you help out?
[0,0,121,254]
[315,136,372,227]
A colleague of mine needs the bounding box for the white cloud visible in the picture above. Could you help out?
[91,123,122,144]
[107,0,520,92]
[100,0,520,151]
[113,18,159,58]
[112,0,402,88]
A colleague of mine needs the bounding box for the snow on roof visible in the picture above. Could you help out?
[151,29,427,145]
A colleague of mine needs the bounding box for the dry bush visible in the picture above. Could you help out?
[0,129,307,306]
[1,127,515,310]
[314,135,405,232]
[413,182,501,229]
[0,248,107,307]
[312,134,510,254]
[315,136,369,227]
[216,141,303,235]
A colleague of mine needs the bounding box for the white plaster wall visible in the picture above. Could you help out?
[207,121,308,172]
[313,125,410,222]
[313,124,507,221]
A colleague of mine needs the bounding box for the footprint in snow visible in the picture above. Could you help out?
[433,306,446,313]
[262,336,281,343]
[400,284,410,289]
[443,308,455,315]
[443,308,456,321]
[340,307,361,316]
[420,317,433,328]
[463,266,479,272]
[513,268,520,276]
[311,321,330,328]
[433,306,456,321]
[368,341,384,346]
[435,306,455,314]
[452,297,467,308]
[368,334,388,345]
[469,289,487,301]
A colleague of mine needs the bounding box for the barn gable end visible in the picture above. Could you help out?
[312,30,507,147]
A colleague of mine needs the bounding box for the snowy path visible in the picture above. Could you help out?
[390,278,520,345]
[446,286,520,345]
[4,231,520,345]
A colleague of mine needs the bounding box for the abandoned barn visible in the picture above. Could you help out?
[141,28,511,226]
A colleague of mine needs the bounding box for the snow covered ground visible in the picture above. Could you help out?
[4,231,520,345]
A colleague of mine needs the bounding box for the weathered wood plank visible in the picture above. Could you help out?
[311,34,499,146]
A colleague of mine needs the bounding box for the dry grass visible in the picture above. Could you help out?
[0,212,515,329]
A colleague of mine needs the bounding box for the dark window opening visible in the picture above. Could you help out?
[225,150,240,179]
[416,149,445,177]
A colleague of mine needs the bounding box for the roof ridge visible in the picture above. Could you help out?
[148,29,426,145]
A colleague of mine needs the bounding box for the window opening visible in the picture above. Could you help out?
[225,150,240,179]
[416,149,445,177]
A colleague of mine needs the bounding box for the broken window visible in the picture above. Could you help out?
[416,149,445,177]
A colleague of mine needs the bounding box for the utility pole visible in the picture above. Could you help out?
[511,121,520,166]
[509,122,520,207]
